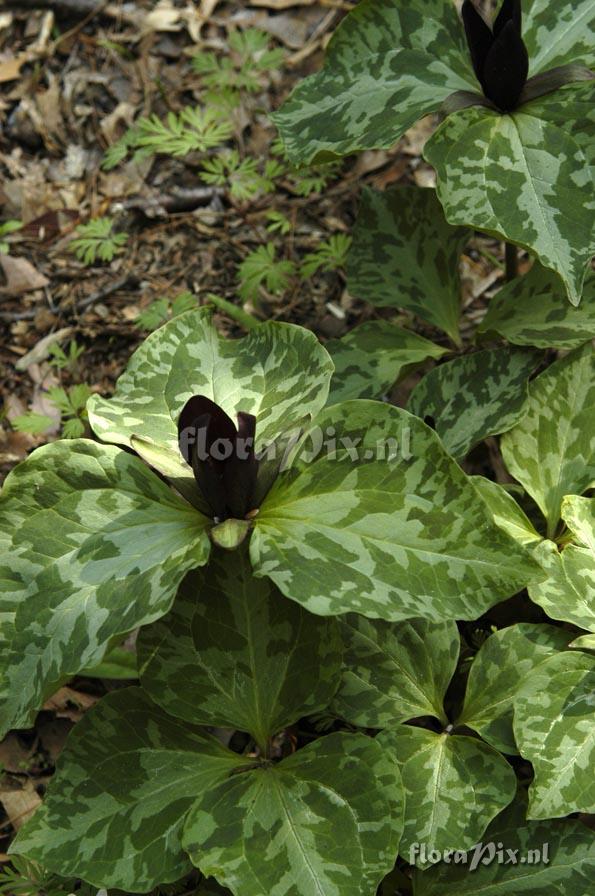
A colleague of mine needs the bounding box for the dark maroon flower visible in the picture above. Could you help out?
[178,395,258,521]
[462,0,529,111]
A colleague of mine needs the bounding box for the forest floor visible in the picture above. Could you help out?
[0,0,506,869]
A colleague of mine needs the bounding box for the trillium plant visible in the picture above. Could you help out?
[1,1,594,895]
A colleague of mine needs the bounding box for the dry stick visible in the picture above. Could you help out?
[2,0,108,16]
[505,242,519,281]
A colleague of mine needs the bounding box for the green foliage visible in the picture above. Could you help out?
[0,218,22,253]
[48,339,85,373]
[300,233,351,278]
[265,209,291,234]
[200,150,282,200]
[275,0,595,301]
[3,5,595,894]
[237,243,296,300]
[10,384,92,440]
[192,28,285,97]
[70,217,128,265]
[136,291,196,331]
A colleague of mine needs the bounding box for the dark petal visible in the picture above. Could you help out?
[483,19,529,110]
[223,412,259,519]
[178,394,236,464]
[462,0,494,88]
[191,413,228,520]
[493,0,522,37]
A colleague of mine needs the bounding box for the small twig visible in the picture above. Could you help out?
[76,273,139,311]
[112,186,225,218]
[505,242,519,281]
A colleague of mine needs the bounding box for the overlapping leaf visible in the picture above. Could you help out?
[379,726,516,867]
[471,477,542,546]
[183,732,404,896]
[251,401,540,622]
[11,689,239,891]
[0,440,210,737]
[87,308,333,495]
[514,651,595,818]
[501,343,595,536]
[425,83,595,305]
[333,617,459,727]
[273,1,475,165]
[413,793,595,894]
[523,0,595,74]
[139,548,342,749]
[529,496,595,633]
[408,347,541,458]
[479,264,595,349]
[326,320,446,404]
[457,623,571,754]
[346,187,469,343]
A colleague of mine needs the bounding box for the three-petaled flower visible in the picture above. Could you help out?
[178,395,259,521]
[462,0,529,112]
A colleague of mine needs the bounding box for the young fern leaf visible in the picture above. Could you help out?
[237,244,296,300]
[301,234,352,278]
[133,107,233,157]
[69,218,128,265]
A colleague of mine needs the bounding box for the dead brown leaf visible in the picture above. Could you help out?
[0,255,49,294]
[0,780,41,830]
[0,54,27,84]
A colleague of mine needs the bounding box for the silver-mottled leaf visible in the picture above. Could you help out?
[457,623,571,754]
[479,265,595,349]
[326,320,446,404]
[183,732,404,896]
[408,347,541,459]
[425,83,595,306]
[501,343,595,537]
[346,187,469,344]
[333,617,459,727]
[11,688,239,890]
[413,793,595,894]
[251,401,541,622]
[0,440,210,736]
[273,1,475,165]
[379,726,516,867]
[514,651,595,818]
[139,548,342,749]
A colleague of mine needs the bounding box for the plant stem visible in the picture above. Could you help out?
[205,293,262,331]
[505,242,519,281]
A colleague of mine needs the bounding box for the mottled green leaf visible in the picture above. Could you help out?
[425,84,595,305]
[0,440,210,737]
[333,617,459,727]
[413,793,595,894]
[563,493,595,551]
[251,401,541,622]
[524,0,595,74]
[479,265,595,349]
[514,651,595,818]
[501,343,595,536]
[88,308,333,497]
[11,689,239,891]
[139,548,342,748]
[571,633,595,649]
[379,726,516,867]
[183,732,403,896]
[273,1,475,165]
[346,187,469,343]
[408,348,541,459]
[326,320,446,404]
[471,477,542,546]
[457,623,571,754]
[529,537,595,634]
